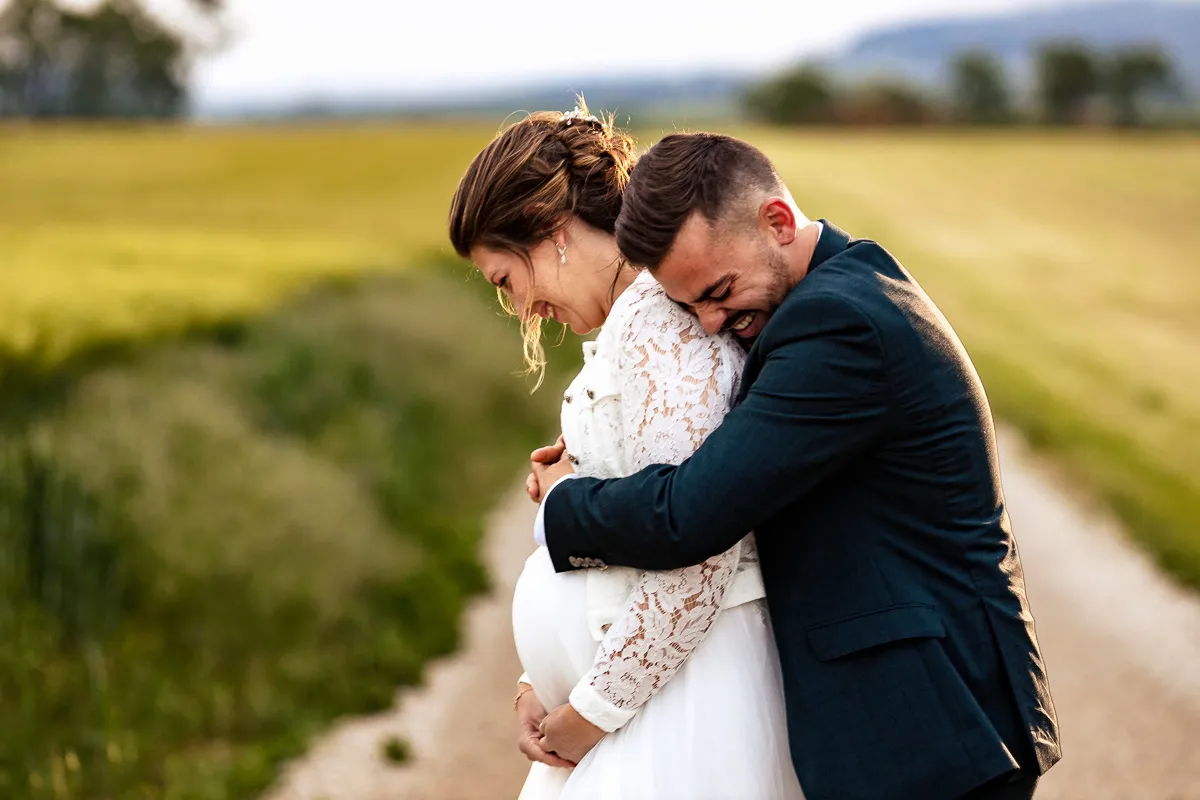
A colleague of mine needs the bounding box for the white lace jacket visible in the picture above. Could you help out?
[532,270,766,734]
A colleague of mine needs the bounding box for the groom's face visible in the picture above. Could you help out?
[653,211,793,341]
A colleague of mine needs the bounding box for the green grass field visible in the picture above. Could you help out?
[0,124,485,372]
[5,123,1195,585]
[1,123,573,798]
[747,129,1200,585]
[1,123,1197,797]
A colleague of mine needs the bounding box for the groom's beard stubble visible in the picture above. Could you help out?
[730,247,793,349]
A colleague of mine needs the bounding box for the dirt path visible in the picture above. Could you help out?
[264,428,1200,800]
[262,487,533,800]
[998,430,1200,800]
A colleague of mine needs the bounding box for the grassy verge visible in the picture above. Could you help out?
[972,348,1200,587]
[0,265,573,799]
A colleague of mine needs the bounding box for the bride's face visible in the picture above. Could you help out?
[471,237,612,335]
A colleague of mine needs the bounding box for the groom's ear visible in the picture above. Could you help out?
[761,197,798,246]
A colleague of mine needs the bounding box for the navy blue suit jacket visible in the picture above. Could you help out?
[544,221,1061,800]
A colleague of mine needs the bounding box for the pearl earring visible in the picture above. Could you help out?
[556,242,567,265]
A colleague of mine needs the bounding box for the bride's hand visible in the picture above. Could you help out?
[538,703,605,765]
[516,684,576,769]
[527,435,567,502]
[531,456,575,503]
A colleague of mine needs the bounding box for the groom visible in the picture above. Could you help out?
[527,133,1060,800]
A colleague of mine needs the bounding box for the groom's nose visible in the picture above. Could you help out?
[697,306,727,335]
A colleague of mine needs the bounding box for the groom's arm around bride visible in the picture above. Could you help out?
[534,133,1061,800]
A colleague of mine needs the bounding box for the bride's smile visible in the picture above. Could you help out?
[470,220,637,338]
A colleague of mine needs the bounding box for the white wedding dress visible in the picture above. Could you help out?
[511,272,804,799]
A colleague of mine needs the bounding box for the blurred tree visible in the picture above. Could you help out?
[76,0,189,117]
[0,0,221,118]
[949,51,1012,125]
[0,0,57,116]
[743,64,837,125]
[1036,42,1100,125]
[838,81,935,126]
[1104,45,1177,127]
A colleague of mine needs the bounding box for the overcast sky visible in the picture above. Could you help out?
[135,0,1112,106]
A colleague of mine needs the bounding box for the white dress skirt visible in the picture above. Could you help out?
[509,272,803,799]
[512,547,802,800]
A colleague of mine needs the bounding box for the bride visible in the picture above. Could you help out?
[448,104,803,799]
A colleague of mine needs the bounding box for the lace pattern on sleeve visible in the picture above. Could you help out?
[581,282,743,718]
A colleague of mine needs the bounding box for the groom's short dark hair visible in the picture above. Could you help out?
[616,132,781,269]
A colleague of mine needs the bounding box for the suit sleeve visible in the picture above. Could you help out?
[544,292,892,572]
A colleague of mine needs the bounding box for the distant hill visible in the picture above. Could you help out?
[198,74,750,123]
[829,1,1200,92]
[399,74,748,121]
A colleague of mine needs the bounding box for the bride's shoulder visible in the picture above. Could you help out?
[604,271,705,346]
[600,271,745,397]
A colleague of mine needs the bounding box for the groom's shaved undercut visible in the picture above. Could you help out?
[615,133,780,269]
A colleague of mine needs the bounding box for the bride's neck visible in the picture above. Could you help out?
[579,230,638,320]
[601,263,638,318]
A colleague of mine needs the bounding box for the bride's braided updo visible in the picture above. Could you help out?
[449,100,637,382]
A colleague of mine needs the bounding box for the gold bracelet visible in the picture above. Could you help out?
[514,683,535,709]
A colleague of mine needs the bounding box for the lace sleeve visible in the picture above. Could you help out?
[568,293,743,733]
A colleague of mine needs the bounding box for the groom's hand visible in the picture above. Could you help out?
[516,684,576,769]
[538,703,605,765]
[526,435,567,502]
